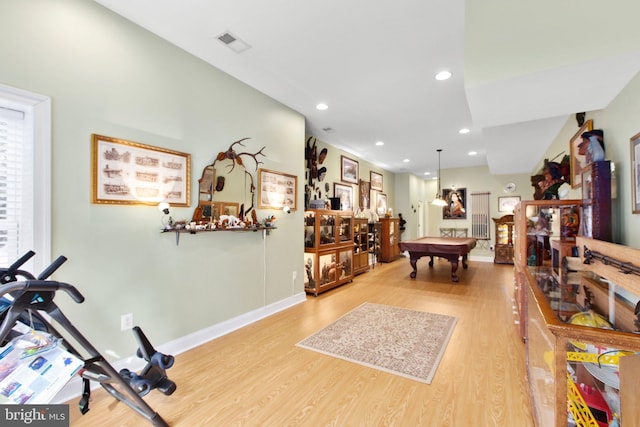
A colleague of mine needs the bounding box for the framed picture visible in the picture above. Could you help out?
[91,134,191,206]
[221,202,240,217]
[498,196,521,213]
[370,171,383,191]
[442,188,466,219]
[334,183,354,211]
[569,119,593,189]
[375,192,387,216]
[341,155,359,184]
[359,179,370,209]
[258,168,298,210]
[631,132,640,213]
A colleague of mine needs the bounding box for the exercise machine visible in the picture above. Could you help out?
[0,252,175,426]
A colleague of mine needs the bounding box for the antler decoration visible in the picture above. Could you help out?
[216,137,266,172]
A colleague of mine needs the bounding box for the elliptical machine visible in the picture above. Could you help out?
[0,252,176,426]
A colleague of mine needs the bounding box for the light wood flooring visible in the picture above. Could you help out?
[68,256,535,426]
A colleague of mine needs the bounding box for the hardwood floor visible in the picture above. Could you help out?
[68,257,534,426]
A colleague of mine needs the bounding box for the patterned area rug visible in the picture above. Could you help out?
[296,302,457,384]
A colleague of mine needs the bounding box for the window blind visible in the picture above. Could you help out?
[0,105,31,266]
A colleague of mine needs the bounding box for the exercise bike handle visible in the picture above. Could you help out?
[0,280,85,303]
[0,251,37,283]
[7,251,36,271]
[37,255,68,280]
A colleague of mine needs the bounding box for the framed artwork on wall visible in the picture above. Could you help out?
[359,179,370,209]
[341,155,359,184]
[370,171,383,191]
[631,131,640,213]
[442,188,466,219]
[258,168,298,210]
[334,182,354,211]
[376,192,387,216]
[569,119,593,189]
[498,196,521,213]
[91,134,191,206]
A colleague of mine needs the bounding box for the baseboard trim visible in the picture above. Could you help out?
[52,292,307,404]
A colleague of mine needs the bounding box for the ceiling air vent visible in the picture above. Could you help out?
[218,32,236,45]
[217,31,251,53]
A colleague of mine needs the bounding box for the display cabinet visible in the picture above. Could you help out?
[304,209,354,295]
[379,217,400,262]
[492,214,514,264]
[523,236,640,427]
[368,222,381,266]
[353,218,370,275]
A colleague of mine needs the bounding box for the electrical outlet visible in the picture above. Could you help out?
[121,313,133,331]
[292,271,297,281]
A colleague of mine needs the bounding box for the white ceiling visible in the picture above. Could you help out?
[93,0,640,177]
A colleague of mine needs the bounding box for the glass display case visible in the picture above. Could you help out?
[304,209,354,295]
[493,214,514,264]
[518,231,640,426]
[513,199,583,340]
[353,218,370,275]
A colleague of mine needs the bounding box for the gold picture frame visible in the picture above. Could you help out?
[258,168,298,210]
[91,134,191,206]
[370,171,383,191]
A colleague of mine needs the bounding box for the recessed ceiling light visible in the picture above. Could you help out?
[316,103,328,110]
[435,70,452,81]
[375,141,384,146]
[468,151,477,156]
[403,159,410,163]
[459,128,470,134]
[423,172,431,176]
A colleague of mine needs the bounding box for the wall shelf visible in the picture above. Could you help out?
[161,225,276,245]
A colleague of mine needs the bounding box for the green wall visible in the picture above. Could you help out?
[0,0,305,357]
[533,71,640,246]
[424,166,531,244]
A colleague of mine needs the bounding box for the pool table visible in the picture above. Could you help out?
[399,237,477,282]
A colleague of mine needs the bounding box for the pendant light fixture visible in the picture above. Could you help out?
[432,149,447,206]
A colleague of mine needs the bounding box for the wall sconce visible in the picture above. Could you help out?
[283,206,291,214]
[158,202,173,229]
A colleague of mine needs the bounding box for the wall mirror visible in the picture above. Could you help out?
[192,138,265,223]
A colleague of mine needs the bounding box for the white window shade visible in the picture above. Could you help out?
[0,85,51,273]
[0,105,31,266]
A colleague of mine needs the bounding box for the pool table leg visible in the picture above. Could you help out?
[450,259,460,282]
[409,257,418,278]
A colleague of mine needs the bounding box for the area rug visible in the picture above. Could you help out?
[296,302,457,384]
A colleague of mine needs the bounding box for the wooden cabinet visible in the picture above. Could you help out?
[368,222,381,265]
[492,214,514,264]
[379,217,400,262]
[303,209,354,296]
[353,218,370,275]
[523,237,640,427]
[581,160,612,242]
[513,199,582,339]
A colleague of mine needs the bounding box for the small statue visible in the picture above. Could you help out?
[578,129,605,164]
[398,213,406,231]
